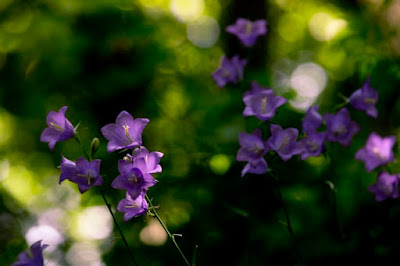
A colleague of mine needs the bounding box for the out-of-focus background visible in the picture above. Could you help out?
[1,0,400,265]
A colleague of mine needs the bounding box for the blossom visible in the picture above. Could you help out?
[112,159,156,199]
[368,171,399,202]
[60,157,103,193]
[12,240,48,266]
[241,159,268,177]
[40,106,75,151]
[212,55,247,88]
[299,131,327,160]
[267,124,302,161]
[101,111,149,153]
[302,106,322,134]
[355,133,396,172]
[131,146,163,174]
[324,108,360,147]
[226,18,267,47]
[117,191,149,221]
[242,81,287,121]
[349,77,378,118]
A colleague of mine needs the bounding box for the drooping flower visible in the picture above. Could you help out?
[117,191,149,221]
[226,18,267,47]
[212,55,247,88]
[131,146,164,174]
[60,157,103,193]
[302,106,322,134]
[12,240,48,266]
[267,124,302,161]
[355,133,396,172]
[101,111,149,153]
[236,129,269,177]
[349,77,378,118]
[112,159,156,199]
[368,171,399,202]
[242,81,287,121]
[40,106,75,151]
[299,131,327,160]
[324,108,360,147]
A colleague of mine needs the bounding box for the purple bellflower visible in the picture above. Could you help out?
[355,133,396,172]
[212,55,247,88]
[236,129,269,177]
[302,106,322,134]
[60,157,103,193]
[131,146,164,174]
[242,81,287,121]
[101,111,149,153]
[267,124,302,161]
[226,18,267,47]
[324,108,360,147]
[13,240,48,266]
[349,77,378,118]
[117,191,149,221]
[368,171,399,202]
[40,106,75,151]
[299,131,327,160]
[112,158,157,199]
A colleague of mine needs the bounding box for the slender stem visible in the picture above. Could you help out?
[74,134,91,161]
[145,194,190,266]
[275,179,295,238]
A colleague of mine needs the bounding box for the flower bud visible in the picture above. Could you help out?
[90,137,100,158]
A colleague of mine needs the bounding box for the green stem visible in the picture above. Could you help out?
[74,134,91,161]
[145,194,190,266]
[275,179,295,238]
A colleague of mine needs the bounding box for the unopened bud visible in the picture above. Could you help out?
[90,137,100,158]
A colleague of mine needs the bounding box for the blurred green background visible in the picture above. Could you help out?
[1,0,400,265]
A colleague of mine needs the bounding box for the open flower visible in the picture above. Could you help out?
[349,77,378,118]
[40,106,75,151]
[13,240,48,266]
[132,146,163,174]
[299,131,327,160]
[241,159,268,177]
[324,108,360,147]
[267,124,302,161]
[101,111,149,153]
[302,106,322,134]
[368,171,399,202]
[355,133,396,172]
[212,55,247,88]
[242,81,287,121]
[226,18,267,47]
[60,157,103,193]
[117,191,149,221]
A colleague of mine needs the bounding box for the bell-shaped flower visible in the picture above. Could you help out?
[226,18,267,47]
[299,131,327,160]
[117,191,149,222]
[101,111,149,153]
[242,81,287,121]
[267,124,302,161]
[212,55,247,88]
[241,158,268,177]
[12,240,48,266]
[349,77,378,118]
[302,106,322,134]
[368,171,399,202]
[324,108,360,147]
[355,132,396,172]
[132,146,163,174]
[40,106,75,151]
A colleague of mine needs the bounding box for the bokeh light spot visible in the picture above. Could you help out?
[139,220,168,246]
[187,16,220,48]
[76,206,112,240]
[209,154,231,175]
[25,225,64,252]
[309,12,347,41]
[170,0,204,22]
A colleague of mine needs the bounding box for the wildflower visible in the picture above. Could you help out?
[12,240,48,266]
[355,133,396,172]
[242,81,287,121]
[299,131,327,160]
[302,106,322,134]
[368,171,399,202]
[60,157,103,193]
[101,111,149,153]
[324,108,360,147]
[226,18,267,47]
[40,106,75,151]
[132,146,163,174]
[349,77,378,118]
[241,158,268,177]
[267,124,302,161]
[117,191,149,221]
[212,55,247,88]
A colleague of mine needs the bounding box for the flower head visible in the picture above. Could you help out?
[117,191,149,221]
[242,81,287,121]
[324,108,360,147]
[368,171,399,202]
[40,106,75,151]
[267,124,302,161]
[132,146,163,174]
[355,133,396,172]
[299,131,327,160]
[226,18,267,47]
[212,55,247,88]
[241,159,268,177]
[302,106,322,134]
[101,111,149,153]
[349,77,378,118]
[60,157,103,193]
[13,240,48,266]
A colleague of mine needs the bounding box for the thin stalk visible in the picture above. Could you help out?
[145,194,190,266]
[73,134,91,161]
[275,179,295,238]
